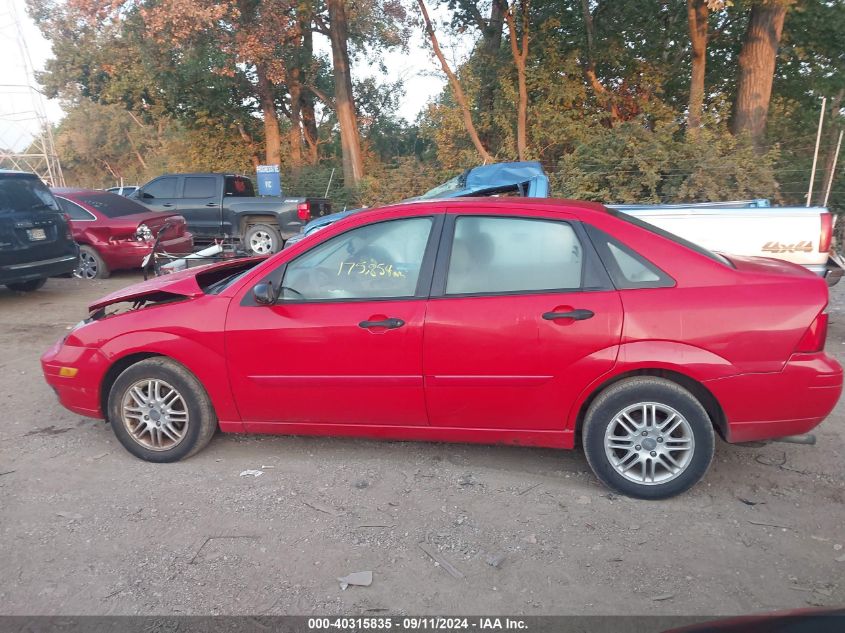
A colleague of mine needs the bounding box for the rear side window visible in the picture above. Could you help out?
[224,176,255,197]
[184,177,216,198]
[0,176,59,214]
[56,197,96,220]
[143,177,178,199]
[585,225,674,289]
[66,192,152,218]
[446,216,583,295]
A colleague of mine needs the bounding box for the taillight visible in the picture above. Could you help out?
[62,213,73,239]
[820,213,832,252]
[297,202,311,222]
[795,312,828,353]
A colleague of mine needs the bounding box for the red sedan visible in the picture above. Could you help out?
[52,188,193,279]
[41,199,842,498]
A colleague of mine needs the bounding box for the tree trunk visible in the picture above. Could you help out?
[687,0,708,134]
[256,63,282,166]
[505,0,529,160]
[238,123,261,170]
[730,1,790,148]
[579,0,620,123]
[299,10,320,165]
[478,0,505,145]
[288,65,303,168]
[327,0,364,187]
[417,0,493,163]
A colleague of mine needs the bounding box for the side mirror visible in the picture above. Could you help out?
[253,281,277,305]
[139,191,152,199]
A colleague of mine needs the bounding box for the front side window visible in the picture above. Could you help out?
[446,216,583,295]
[143,177,178,199]
[281,217,433,301]
[184,177,216,198]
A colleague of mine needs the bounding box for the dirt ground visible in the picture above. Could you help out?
[0,272,843,616]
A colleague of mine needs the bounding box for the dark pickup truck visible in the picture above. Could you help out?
[132,173,330,254]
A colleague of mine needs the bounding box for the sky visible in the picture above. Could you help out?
[0,0,467,152]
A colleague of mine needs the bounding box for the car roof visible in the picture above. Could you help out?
[51,188,112,196]
[0,169,38,177]
[377,196,609,217]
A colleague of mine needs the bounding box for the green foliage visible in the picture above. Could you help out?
[553,119,780,204]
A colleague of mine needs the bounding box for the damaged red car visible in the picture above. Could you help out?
[41,198,842,499]
[52,188,193,279]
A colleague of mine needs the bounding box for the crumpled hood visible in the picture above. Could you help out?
[88,258,258,312]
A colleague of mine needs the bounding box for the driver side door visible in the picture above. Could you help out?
[225,212,443,430]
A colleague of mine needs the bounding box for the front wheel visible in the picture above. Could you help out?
[244,223,282,255]
[582,377,715,500]
[5,278,47,292]
[107,357,218,462]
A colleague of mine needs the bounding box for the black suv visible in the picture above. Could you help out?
[0,171,79,292]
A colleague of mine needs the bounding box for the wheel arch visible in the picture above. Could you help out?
[97,331,241,424]
[572,368,728,442]
[99,351,162,418]
[240,214,280,234]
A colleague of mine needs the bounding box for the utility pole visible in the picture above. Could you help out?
[0,0,64,186]
[806,97,826,207]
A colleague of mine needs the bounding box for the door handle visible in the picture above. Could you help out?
[542,309,594,321]
[162,203,174,208]
[359,318,405,330]
[205,202,217,207]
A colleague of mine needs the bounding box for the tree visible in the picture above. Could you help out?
[504,0,530,159]
[731,0,795,147]
[417,0,493,162]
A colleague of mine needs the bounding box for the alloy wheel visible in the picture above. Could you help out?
[603,402,695,485]
[120,379,189,451]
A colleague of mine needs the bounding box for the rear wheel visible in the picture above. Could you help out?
[244,223,282,255]
[582,377,715,499]
[107,357,217,462]
[76,245,110,279]
[5,278,47,292]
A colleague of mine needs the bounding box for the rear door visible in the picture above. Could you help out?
[0,174,76,268]
[423,209,624,433]
[178,175,222,238]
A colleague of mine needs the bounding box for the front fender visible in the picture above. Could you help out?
[98,330,242,424]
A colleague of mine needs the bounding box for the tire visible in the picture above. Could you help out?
[5,278,47,292]
[107,357,218,463]
[76,245,110,279]
[582,377,715,500]
[244,223,282,255]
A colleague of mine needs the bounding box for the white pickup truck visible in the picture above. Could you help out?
[611,199,840,284]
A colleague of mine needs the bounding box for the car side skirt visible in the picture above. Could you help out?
[221,421,574,449]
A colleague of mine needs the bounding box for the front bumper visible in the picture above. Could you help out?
[41,339,108,418]
[705,352,843,443]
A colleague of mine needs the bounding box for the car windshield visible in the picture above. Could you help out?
[418,173,467,199]
[607,209,734,267]
[70,192,153,217]
[0,176,60,214]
